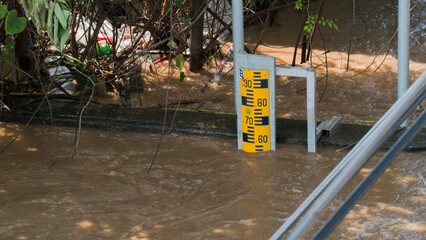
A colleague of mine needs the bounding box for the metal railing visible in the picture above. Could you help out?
[270,70,426,240]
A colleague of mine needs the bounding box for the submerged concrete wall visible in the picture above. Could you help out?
[1,99,425,151]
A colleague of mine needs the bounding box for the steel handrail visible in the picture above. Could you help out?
[313,108,425,239]
[270,70,426,240]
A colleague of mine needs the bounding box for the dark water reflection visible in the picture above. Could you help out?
[0,123,424,239]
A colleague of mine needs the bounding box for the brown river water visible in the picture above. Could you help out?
[0,123,425,239]
[1,0,426,239]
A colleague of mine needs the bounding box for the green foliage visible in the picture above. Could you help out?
[1,38,15,59]
[0,4,6,19]
[179,71,185,82]
[176,0,183,8]
[295,0,303,10]
[165,0,190,26]
[318,16,338,30]
[172,15,178,23]
[21,0,71,52]
[168,38,178,50]
[304,15,338,33]
[294,1,338,33]
[5,10,27,35]
[164,2,171,13]
[175,54,185,82]
[304,15,316,33]
[175,54,184,69]
[0,4,28,36]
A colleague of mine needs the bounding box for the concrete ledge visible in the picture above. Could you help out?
[1,99,425,151]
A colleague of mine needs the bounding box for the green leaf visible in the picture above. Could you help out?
[169,39,178,49]
[295,1,303,10]
[47,1,54,28]
[172,15,178,23]
[263,41,268,46]
[5,10,27,35]
[175,54,184,70]
[179,71,185,82]
[54,3,67,29]
[303,25,309,31]
[0,4,7,20]
[57,0,68,5]
[177,0,183,8]
[183,18,190,24]
[171,64,178,70]
[54,16,59,45]
[63,9,70,25]
[39,6,47,29]
[333,24,338,30]
[165,2,170,13]
[328,22,332,28]
[59,28,70,52]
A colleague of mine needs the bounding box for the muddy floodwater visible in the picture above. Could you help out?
[1,0,426,239]
[0,123,425,239]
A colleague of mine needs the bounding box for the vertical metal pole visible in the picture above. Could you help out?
[232,0,244,149]
[398,0,410,126]
[270,64,276,151]
[307,69,316,152]
[231,0,244,56]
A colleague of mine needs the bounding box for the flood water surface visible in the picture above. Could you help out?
[0,123,424,239]
[1,0,426,239]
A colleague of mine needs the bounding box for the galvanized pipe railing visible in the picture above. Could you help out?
[270,70,426,240]
[313,108,425,239]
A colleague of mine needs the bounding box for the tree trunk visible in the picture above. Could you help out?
[11,0,34,83]
[189,0,205,73]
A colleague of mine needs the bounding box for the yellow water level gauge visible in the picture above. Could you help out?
[240,69,271,152]
[235,54,275,152]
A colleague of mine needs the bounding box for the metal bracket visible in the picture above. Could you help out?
[316,116,342,141]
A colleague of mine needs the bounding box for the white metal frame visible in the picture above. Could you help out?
[276,66,317,152]
[232,0,318,153]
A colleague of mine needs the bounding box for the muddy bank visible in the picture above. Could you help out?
[1,98,424,151]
